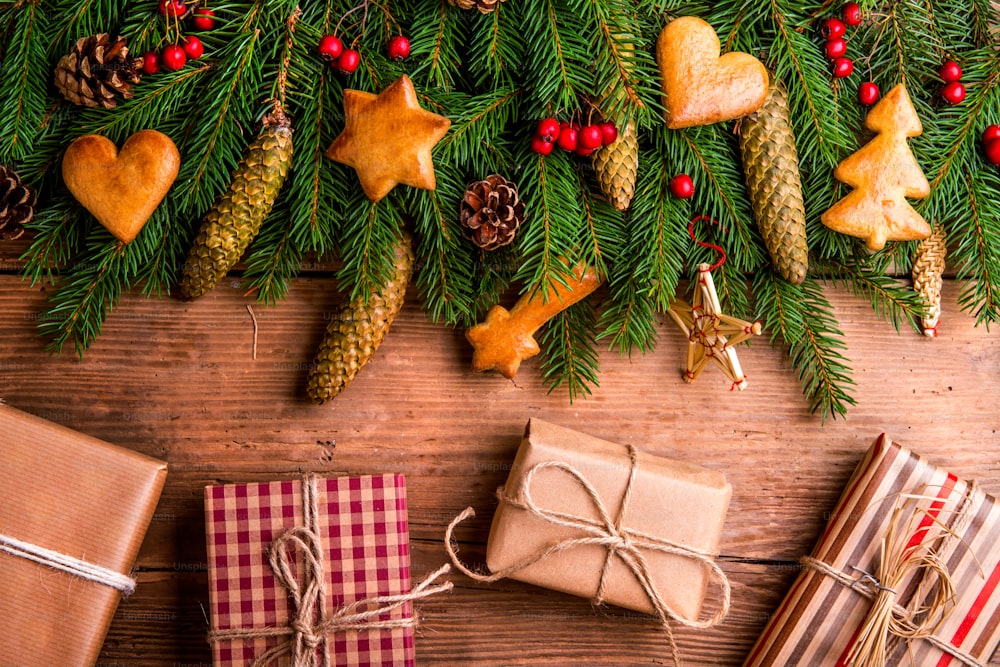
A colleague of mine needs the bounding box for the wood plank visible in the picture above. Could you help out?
[2,274,999,665]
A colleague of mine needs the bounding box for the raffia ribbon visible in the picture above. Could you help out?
[445,444,731,666]
[800,483,984,667]
[208,474,454,667]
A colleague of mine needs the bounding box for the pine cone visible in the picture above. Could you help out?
[738,80,809,284]
[460,174,525,250]
[307,231,414,404]
[592,121,638,211]
[54,34,142,109]
[447,0,503,13]
[179,105,293,300]
[912,226,947,338]
[0,166,36,240]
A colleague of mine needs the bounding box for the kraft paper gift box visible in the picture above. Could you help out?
[483,418,732,622]
[0,401,168,667]
[746,434,1000,666]
[205,473,440,667]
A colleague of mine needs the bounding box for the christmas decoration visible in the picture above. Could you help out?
[820,18,846,39]
[824,38,847,60]
[157,0,186,18]
[447,0,504,14]
[668,263,763,390]
[317,34,344,61]
[387,35,410,60]
[141,50,160,75]
[0,402,167,667]
[62,130,180,244]
[912,226,947,337]
[307,231,414,404]
[821,84,930,250]
[985,136,1000,165]
[941,80,966,105]
[466,262,602,379]
[939,60,962,82]
[0,166,36,240]
[747,435,1000,667]
[335,47,361,74]
[161,43,186,71]
[325,75,451,202]
[591,121,638,211]
[179,104,293,299]
[556,124,579,151]
[459,174,525,250]
[831,56,854,78]
[54,34,142,109]
[738,81,809,284]
[669,173,694,199]
[182,35,204,60]
[191,7,215,30]
[858,81,879,106]
[656,16,769,129]
[842,2,863,25]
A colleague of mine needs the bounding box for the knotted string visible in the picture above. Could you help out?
[688,216,727,272]
[0,532,136,595]
[208,475,454,667]
[445,445,731,666]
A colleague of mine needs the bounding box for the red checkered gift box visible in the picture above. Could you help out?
[205,473,435,667]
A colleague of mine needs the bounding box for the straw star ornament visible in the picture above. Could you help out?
[668,263,762,390]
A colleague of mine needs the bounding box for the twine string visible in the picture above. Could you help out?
[688,216,726,272]
[445,445,731,666]
[208,475,454,667]
[0,532,136,595]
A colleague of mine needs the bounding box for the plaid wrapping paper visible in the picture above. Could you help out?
[745,435,1000,667]
[205,474,415,667]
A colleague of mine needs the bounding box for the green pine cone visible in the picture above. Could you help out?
[592,120,638,212]
[738,81,808,284]
[307,230,414,404]
[179,104,293,300]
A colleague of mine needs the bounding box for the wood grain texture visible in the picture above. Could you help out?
[1,261,999,665]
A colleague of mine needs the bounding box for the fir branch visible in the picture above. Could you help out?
[336,194,405,300]
[0,3,47,161]
[466,4,521,88]
[538,299,600,401]
[519,0,592,118]
[20,200,84,285]
[815,258,925,334]
[435,87,521,171]
[408,0,464,90]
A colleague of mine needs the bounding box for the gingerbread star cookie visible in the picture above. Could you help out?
[325,75,451,202]
[657,16,769,129]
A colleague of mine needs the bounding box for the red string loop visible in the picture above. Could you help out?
[688,216,726,273]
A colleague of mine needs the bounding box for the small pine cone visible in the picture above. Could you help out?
[54,34,142,109]
[307,231,414,404]
[460,174,525,250]
[912,226,947,338]
[447,0,503,13]
[179,105,293,300]
[0,166,36,240]
[591,121,638,211]
[738,80,809,284]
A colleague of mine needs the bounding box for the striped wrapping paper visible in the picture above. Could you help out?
[746,435,1000,667]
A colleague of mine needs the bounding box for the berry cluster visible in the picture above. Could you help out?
[982,125,1000,165]
[317,34,410,75]
[819,2,861,81]
[530,118,617,156]
[143,2,213,74]
[938,60,966,105]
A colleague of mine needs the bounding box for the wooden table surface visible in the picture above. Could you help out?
[2,237,999,666]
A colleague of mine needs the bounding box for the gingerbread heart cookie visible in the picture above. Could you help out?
[63,130,180,243]
[657,16,769,129]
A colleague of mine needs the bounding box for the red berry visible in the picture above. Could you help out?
[669,174,694,199]
[824,37,847,60]
[336,48,361,74]
[982,124,1000,145]
[832,57,854,78]
[858,82,879,106]
[575,145,597,157]
[158,0,185,17]
[182,35,204,60]
[842,2,862,26]
[536,118,560,142]
[531,136,555,156]
[578,125,603,150]
[938,60,962,83]
[985,137,1000,166]
[317,35,343,61]
[598,121,618,145]
[941,81,966,105]
[387,35,410,61]
[161,44,186,71]
[141,50,160,75]
[820,18,846,39]
[556,125,578,152]
[191,7,215,30]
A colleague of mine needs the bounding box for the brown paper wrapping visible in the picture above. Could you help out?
[0,402,168,667]
[486,418,731,621]
[745,434,1000,666]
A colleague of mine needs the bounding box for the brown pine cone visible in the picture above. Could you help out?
[460,174,525,250]
[447,0,504,13]
[0,166,36,240]
[54,34,142,109]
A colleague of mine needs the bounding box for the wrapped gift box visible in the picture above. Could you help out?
[0,401,168,667]
[485,418,732,622]
[205,473,418,666]
[746,434,1000,666]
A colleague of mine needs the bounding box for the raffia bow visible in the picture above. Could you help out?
[445,445,731,666]
[208,475,454,667]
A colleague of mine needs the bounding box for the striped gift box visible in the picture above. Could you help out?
[746,435,1000,666]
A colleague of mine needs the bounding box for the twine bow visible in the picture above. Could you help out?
[445,445,731,666]
[208,475,454,667]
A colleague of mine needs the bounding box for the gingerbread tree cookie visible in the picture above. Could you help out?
[821,84,931,251]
